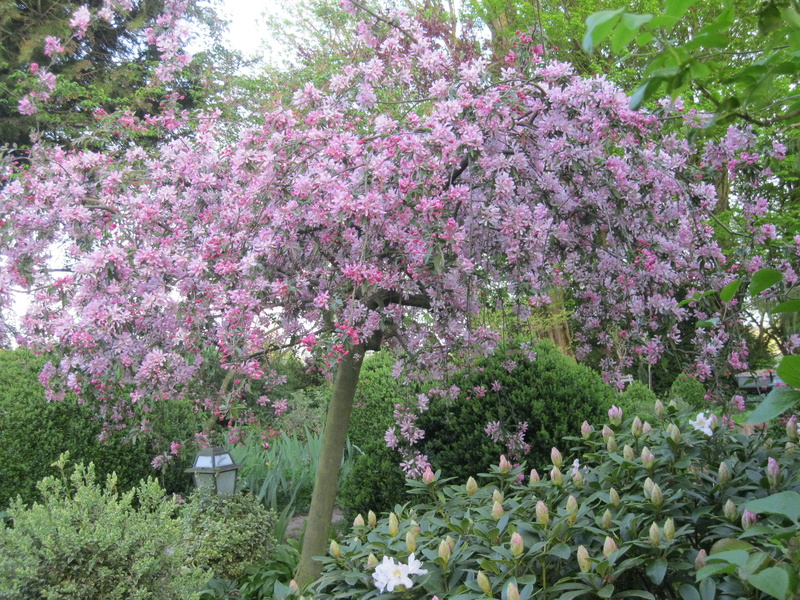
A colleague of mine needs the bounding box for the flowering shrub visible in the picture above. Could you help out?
[312,404,800,600]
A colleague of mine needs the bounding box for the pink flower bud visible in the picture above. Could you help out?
[643,477,655,496]
[602,536,617,558]
[664,518,675,541]
[499,455,512,473]
[581,420,593,439]
[446,535,456,551]
[529,469,540,484]
[535,500,549,526]
[290,579,300,591]
[438,538,451,563]
[623,444,634,461]
[388,512,399,536]
[609,488,621,508]
[654,400,665,419]
[353,513,365,527]
[602,425,614,443]
[406,530,417,553]
[551,447,563,468]
[631,416,643,438]
[577,545,591,572]
[601,508,613,529]
[724,499,738,522]
[649,522,661,546]
[787,415,798,441]
[492,500,504,521]
[572,469,585,488]
[642,421,653,435]
[477,571,491,595]
[330,539,342,558]
[767,457,780,489]
[368,510,377,528]
[608,405,623,426]
[493,489,504,504]
[506,582,520,600]
[694,549,707,570]
[566,495,578,524]
[606,435,618,453]
[718,461,732,486]
[741,509,757,530]
[650,483,663,508]
[423,466,436,484]
[667,423,682,444]
[466,476,478,496]
[510,532,524,557]
[550,466,563,486]
[641,446,655,470]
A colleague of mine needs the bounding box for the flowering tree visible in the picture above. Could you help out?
[0,0,787,584]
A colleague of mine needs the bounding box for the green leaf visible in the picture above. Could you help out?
[719,279,741,302]
[747,567,790,600]
[777,354,800,388]
[783,5,800,30]
[678,584,701,600]
[699,577,716,600]
[616,591,655,599]
[630,79,663,109]
[665,0,697,19]
[621,13,653,30]
[612,24,638,53]
[646,557,668,585]
[749,268,783,296]
[759,2,784,35]
[549,543,571,560]
[597,584,615,598]
[772,300,800,313]
[744,491,800,522]
[746,388,800,423]
[583,9,625,52]
[706,549,750,567]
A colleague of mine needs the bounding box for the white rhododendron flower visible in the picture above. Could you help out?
[372,553,427,592]
[690,412,714,436]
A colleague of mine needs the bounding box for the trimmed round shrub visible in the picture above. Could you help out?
[0,348,197,509]
[618,380,659,420]
[0,457,207,599]
[181,488,277,580]
[313,408,800,600]
[669,372,707,409]
[418,340,615,481]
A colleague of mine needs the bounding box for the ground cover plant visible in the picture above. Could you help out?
[313,404,800,600]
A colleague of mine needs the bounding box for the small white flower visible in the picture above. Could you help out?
[373,554,427,593]
[406,553,428,576]
[690,412,714,436]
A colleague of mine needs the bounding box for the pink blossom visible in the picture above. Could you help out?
[70,5,92,38]
[44,36,66,56]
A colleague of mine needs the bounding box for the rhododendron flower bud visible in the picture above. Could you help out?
[368,510,377,528]
[572,469,585,488]
[529,469,540,484]
[581,420,593,439]
[641,446,655,470]
[466,476,478,496]
[667,423,682,444]
[577,545,591,572]
[330,540,342,558]
[606,435,618,453]
[550,466,563,486]
[602,536,617,558]
[492,489,504,504]
[608,405,622,426]
[423,466,435,484]
[353,513,365,527]
[724,499,738,522]
[655,400,665,419]
[718,461,732,486]
[695,549,707,570]
[631,416,643,438]
[767,457,780,489]
[623,444,634,461]
[609,488,621,508]
[492,500,504,521]
[535,501,549,526]
[290,579,300,592]
[406,530,417,553]
[787,415,798,441]
[551,447,563,468]
[566,495,578,523]
[649,522,661,546]
[388,512,399,536]
[506,582,520,600]
[499,455,511,473]
[477,571,491,595]
[650,483,663,508]
[741,509,757,530]
[601,508,613,529]
[643,477,655,496]
[446,536,456,552]
[642,421,653,435]
[510,532,524,557]
[664,518,675,541]
[602,425,614,443]
[438,538,451,563]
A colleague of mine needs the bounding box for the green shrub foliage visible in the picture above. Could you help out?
[618,380,659,419]
[0,348,197,509]
[0,456,208,599]
[313,406,800,600]
[181,488,278,580]
[670,372,707,409]
[418,340,615,481]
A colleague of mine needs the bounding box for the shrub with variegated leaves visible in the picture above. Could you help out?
[311,405,799,600]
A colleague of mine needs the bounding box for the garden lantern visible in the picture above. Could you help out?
[185,447,241,495]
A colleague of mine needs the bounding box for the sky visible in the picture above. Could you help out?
[218,0,289,63]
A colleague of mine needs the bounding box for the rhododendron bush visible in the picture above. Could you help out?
[0,0,791,583]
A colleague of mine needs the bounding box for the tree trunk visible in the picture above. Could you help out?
[295,345,365,586]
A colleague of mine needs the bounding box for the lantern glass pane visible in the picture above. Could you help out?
[216,470,236,495]
[215,453,233,467]
[193,473,215,489]
[194,455,213,468]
